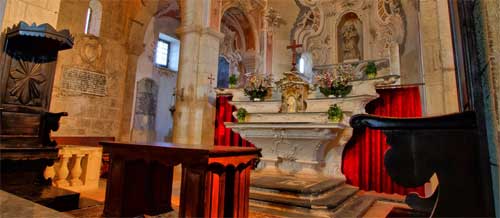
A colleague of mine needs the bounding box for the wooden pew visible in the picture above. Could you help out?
[350,111,495,217]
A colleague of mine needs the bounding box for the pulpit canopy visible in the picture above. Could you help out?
[3,22,73,62]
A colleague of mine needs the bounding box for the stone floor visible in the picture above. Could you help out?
[63,172,413,218]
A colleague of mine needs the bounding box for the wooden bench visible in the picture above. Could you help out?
[100,141,261,218]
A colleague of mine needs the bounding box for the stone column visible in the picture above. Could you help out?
[420,0,459,116]
[172,0,224,145]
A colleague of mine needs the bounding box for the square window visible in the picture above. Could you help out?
[155,39,170,68]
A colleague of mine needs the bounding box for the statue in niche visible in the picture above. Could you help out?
[341,21,360,61]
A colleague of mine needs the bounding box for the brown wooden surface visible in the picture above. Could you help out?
[101,141,261,218]
[0,22,72,189]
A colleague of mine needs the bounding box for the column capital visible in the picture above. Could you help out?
[176,25,224,40]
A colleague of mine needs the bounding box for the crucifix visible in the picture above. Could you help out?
[208,73,215,86]
[286,40,303,71]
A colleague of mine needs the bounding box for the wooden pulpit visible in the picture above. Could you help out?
[0,22,73,189]
[100,141,261,218]
[350,111,495,217]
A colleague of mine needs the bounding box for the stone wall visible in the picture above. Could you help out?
[49,0,140,138]
[478,0,500,214]
[1,0,60,31]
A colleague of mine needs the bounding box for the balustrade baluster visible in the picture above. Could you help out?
[55,154,71,187]
[70,154,85,186]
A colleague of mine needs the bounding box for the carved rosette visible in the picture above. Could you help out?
[8,60,45,105]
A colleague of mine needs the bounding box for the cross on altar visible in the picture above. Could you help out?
[287,40,303,71]
[208,73,215,86]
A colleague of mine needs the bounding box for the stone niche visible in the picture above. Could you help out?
[337,12,363,63]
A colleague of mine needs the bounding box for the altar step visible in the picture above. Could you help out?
[250,183,358,209]
[248,173,380,217]
[249,194,377,218]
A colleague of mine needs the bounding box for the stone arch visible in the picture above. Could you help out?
[124,0,181,142]
[219,7,259,80]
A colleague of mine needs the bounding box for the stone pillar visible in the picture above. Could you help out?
[172,0,224,145]
[420,0,459,116]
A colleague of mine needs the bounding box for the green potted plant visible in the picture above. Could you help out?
[365,61,377,79]
[229,74,238,88]
[327,104,343,122]
[236,108,247,122]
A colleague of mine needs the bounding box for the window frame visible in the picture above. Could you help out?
[155,38,171,69]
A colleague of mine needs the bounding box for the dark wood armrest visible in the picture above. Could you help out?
[40,112,68,147]
[349,111,493,217]
[350,111,476,130]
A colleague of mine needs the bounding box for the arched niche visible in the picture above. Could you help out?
[218,7,258,87]
[337,12,363,63]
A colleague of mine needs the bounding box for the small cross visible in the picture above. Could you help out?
[287,40,303,71]
[208,73,215,86]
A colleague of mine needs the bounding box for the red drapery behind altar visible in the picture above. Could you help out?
[342,86,425,196]
[214,95,254,147]
[214,87,425,195]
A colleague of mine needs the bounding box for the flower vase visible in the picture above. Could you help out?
[328,95,335,98]
[229,84,236,89]
[238,117,245,122]
[253,98,262,102]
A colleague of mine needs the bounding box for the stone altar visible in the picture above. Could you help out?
[219,66,398,213]
[223,72,398,178]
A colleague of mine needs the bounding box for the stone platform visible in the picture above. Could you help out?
[249,173,376,217]
[1,185,80,211]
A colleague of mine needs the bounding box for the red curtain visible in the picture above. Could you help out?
[342,87,425,196]
[214,95,253,147]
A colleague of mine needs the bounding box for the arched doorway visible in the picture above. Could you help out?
[218,7,257,87]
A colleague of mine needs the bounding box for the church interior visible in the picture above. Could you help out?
[0,0,499,217]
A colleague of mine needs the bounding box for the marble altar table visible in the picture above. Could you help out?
[100,141,261,218]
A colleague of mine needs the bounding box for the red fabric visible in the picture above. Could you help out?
[214,96,253,147]
[342,87,425,196]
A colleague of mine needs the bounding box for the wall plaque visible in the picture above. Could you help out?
[62,67,106,96]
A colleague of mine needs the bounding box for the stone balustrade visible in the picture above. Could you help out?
[44,145,102,191]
